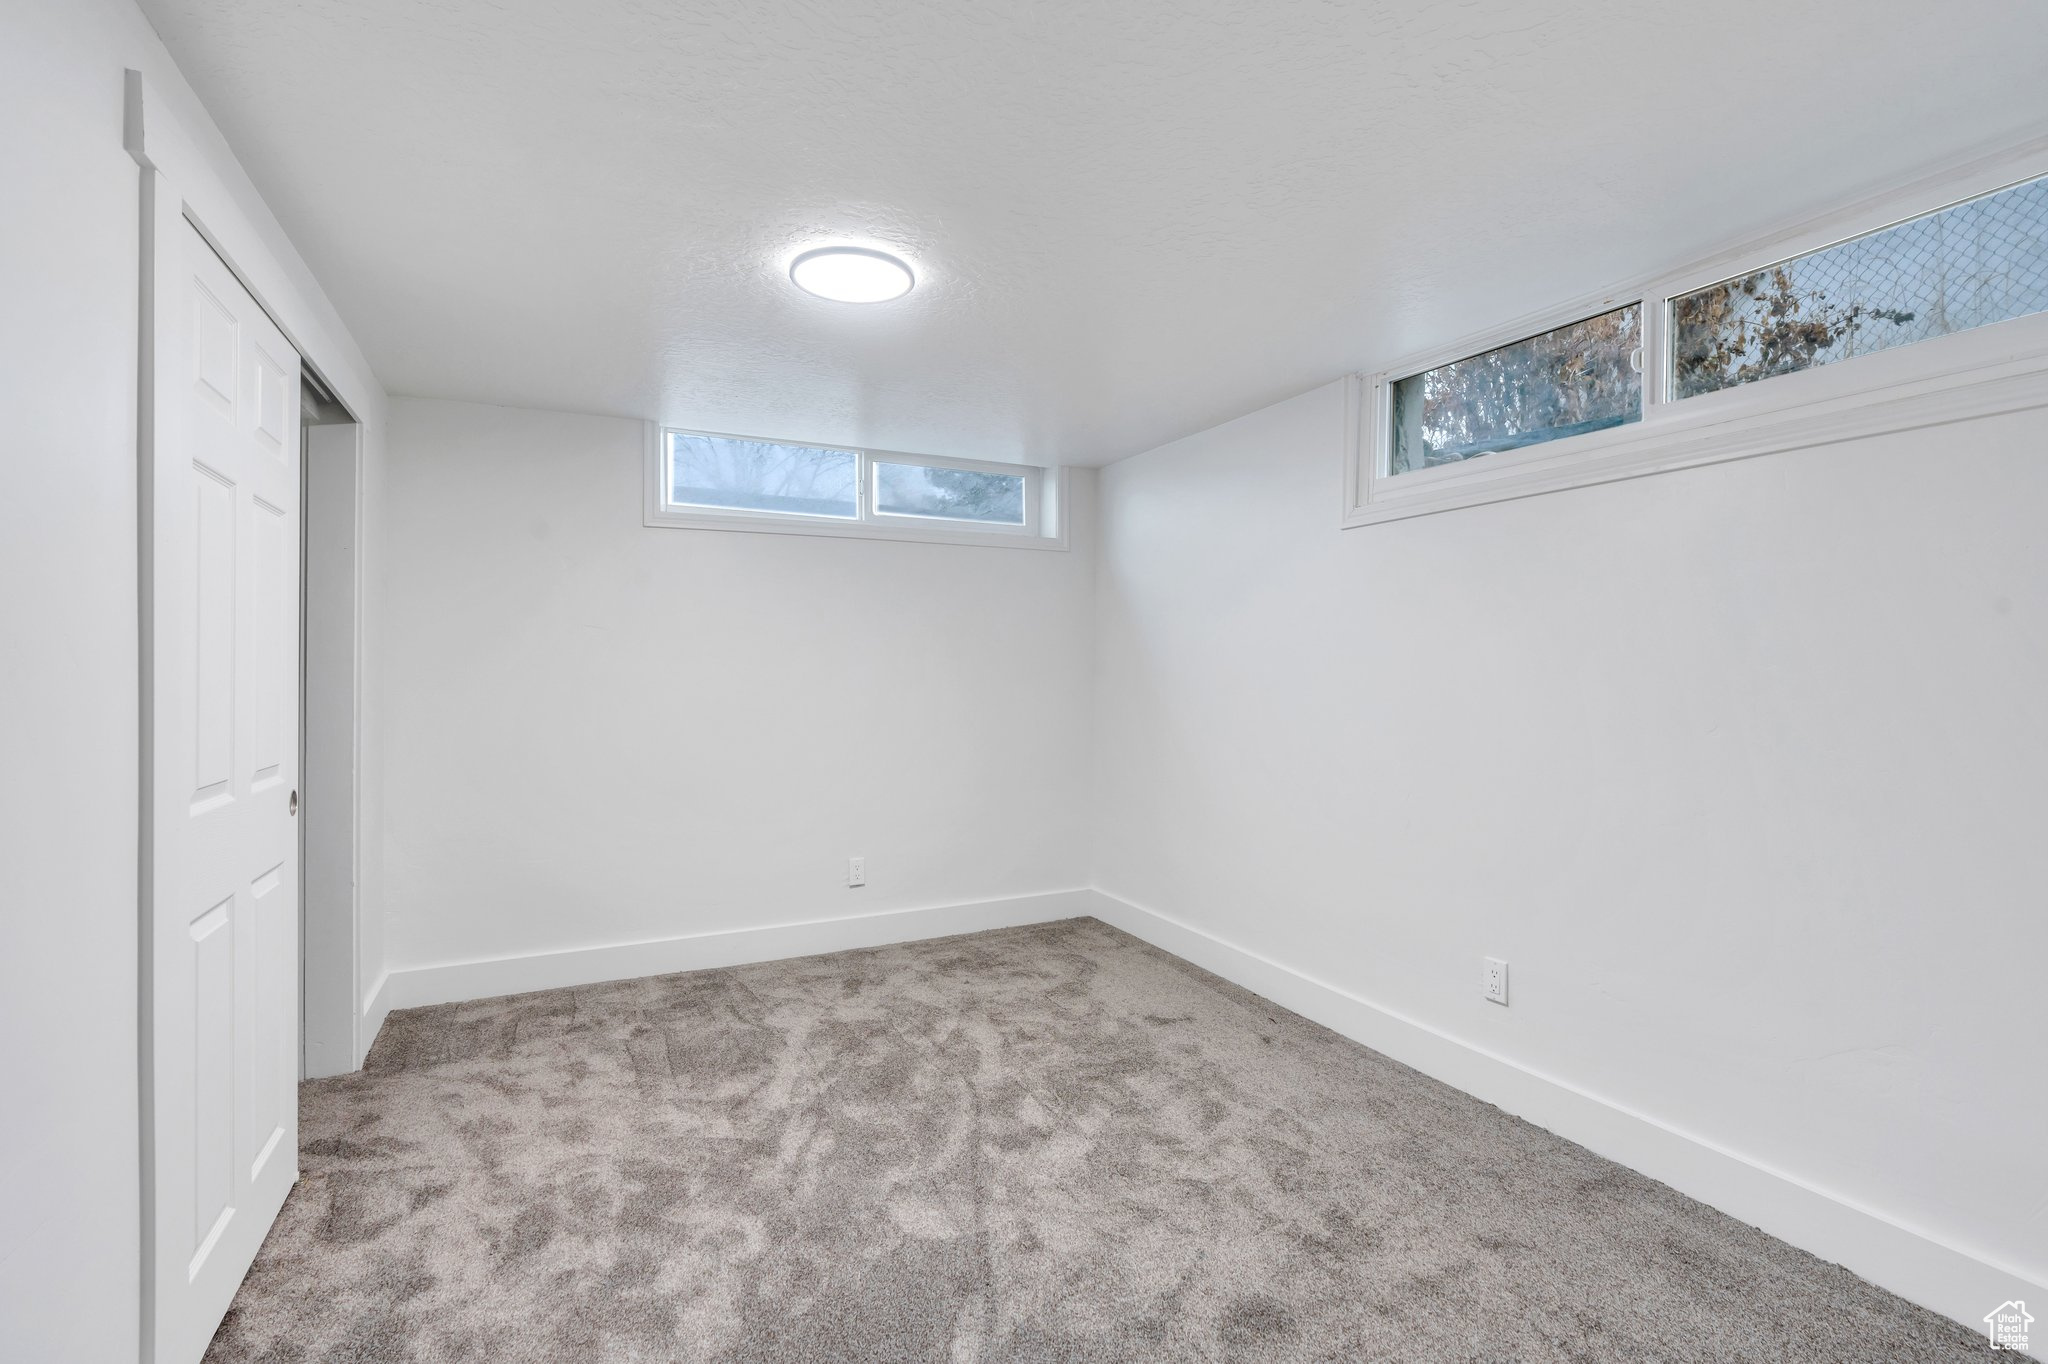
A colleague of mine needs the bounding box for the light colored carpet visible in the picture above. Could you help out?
[206,917,1981,1362]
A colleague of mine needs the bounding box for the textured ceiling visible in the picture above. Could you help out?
[141,0,2048,465]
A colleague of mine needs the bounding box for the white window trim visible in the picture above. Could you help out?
[1345,135,2048,528]
[643,423,1067,550]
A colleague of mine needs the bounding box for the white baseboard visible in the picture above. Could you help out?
[356,970,393,1070]
[1080,887,2043,1339]
[375,888,1097,1016]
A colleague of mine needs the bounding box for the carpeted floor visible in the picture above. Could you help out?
[207,917,1983,1362]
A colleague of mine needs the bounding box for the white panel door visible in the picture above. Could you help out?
[148,218,302,1364]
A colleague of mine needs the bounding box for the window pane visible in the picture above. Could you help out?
[873,461,1025,524]
[1390,305,1641,474]
[1673,175,2048,399]
[668,433,857,518]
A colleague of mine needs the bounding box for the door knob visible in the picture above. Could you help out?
[289,789,298,816]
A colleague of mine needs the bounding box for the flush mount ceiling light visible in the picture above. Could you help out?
[789,246,915,303]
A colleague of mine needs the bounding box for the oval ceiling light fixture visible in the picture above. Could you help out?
[789,246,916,303]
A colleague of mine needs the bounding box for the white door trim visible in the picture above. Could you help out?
[125,72,381,1363]
[300,419,363,1080]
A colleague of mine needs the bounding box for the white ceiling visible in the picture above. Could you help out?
[141,0,2048,466]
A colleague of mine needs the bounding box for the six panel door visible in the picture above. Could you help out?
[149,217,303,1364]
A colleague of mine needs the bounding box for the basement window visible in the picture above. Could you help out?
[1348,158,2048,527]
[873,458,1026,525]
[670,433,859,518]
[1389,304,1642,473]
[646,428,1060,548]
[1671,173,2048,398]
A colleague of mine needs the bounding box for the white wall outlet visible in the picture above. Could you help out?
[1483,957,1509,1006]
[847,856,865,887]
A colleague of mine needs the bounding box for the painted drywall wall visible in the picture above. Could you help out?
[0,2,388,1357]
[0,8,143,1357]
[1091,379,2048,1313]
[377,398,1096,974]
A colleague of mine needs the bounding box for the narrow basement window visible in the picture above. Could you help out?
[650,428,1051,545]
[872,458,1026,525]
[1389,304,1643,474]
[1671,172,2048,398]
[1353,160,2048,527]
[669,433,859,518]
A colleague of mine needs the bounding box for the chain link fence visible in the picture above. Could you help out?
[1676,175,2048,393]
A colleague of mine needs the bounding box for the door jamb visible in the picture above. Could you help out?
[300,412,364,1079]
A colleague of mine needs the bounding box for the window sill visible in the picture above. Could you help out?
[643,503,1070,550]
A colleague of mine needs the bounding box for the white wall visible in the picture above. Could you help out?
[1091,379,2048,1315]
[377,398,1096,977]
[0,7,144,1357]
[0,3,387,1356]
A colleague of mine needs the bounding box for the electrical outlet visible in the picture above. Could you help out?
[847,856,865,888]
[1483,957,1509,1006]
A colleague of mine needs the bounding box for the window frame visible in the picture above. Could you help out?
[1346,138,2048,528]
[644,424,1064,549]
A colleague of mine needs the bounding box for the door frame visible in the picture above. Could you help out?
[127,71,380,1362]
[300,414,364,1080]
